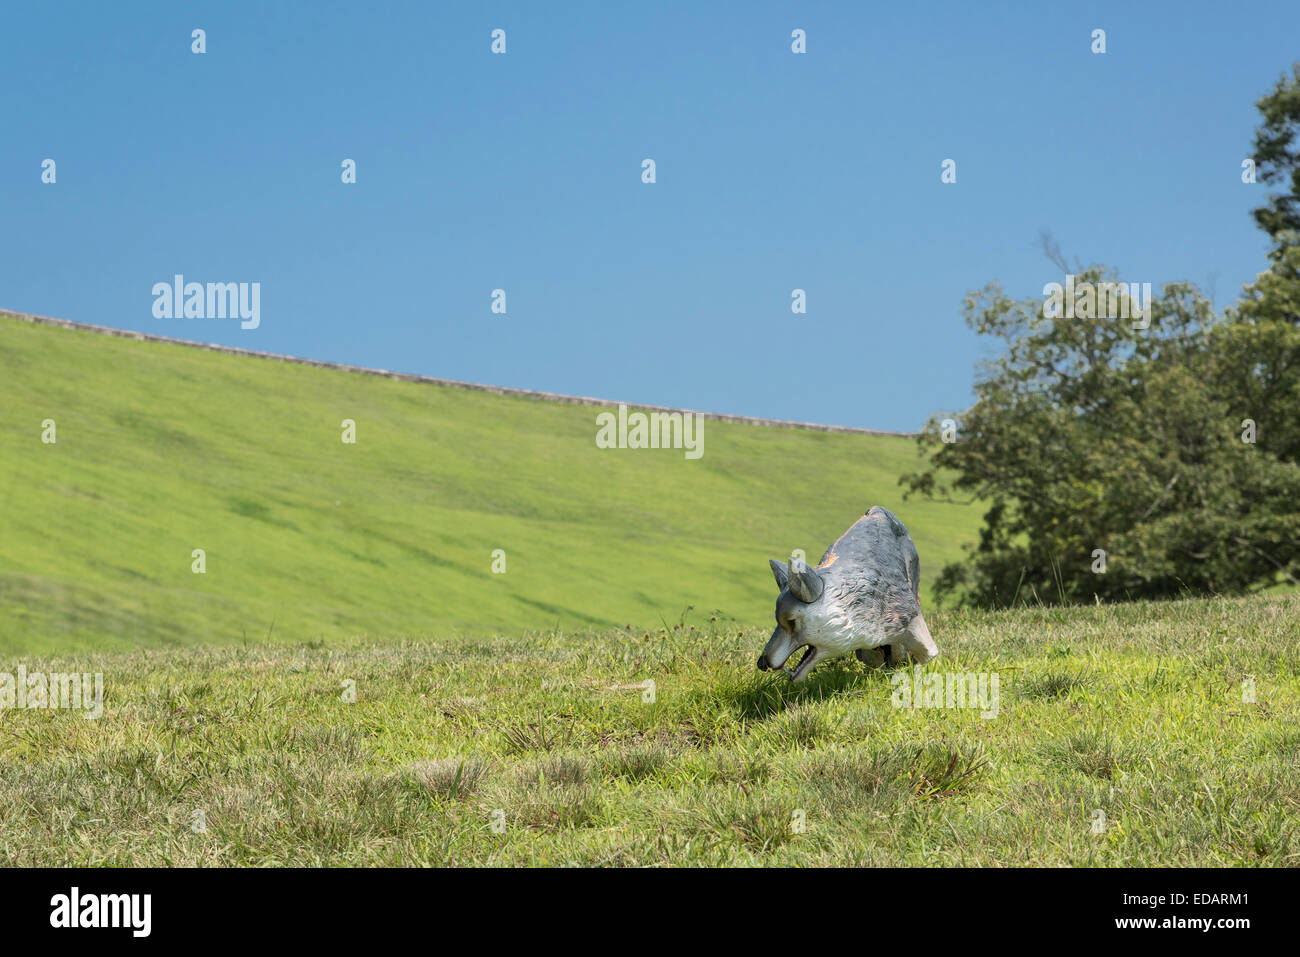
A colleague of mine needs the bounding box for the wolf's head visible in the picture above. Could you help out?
[756,556,838,682]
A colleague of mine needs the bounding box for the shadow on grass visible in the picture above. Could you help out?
[725,659,898,721]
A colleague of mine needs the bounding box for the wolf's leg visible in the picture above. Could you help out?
[855,647,887,668]
[888,641,909,665]
[900,614,939,664]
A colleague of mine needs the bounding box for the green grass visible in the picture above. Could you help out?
[2,594,1296,865]
[6,316,1294,867]
[0,317,980,654]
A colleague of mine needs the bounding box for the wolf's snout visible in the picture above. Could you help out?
[756,654,770,671]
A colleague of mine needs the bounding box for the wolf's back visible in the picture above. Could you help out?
[817,505,921,607]
[871,506,921,601]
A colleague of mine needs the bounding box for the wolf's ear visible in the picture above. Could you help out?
[787,556,824,603]
[769,559,789,590]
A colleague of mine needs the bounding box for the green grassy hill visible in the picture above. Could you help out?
[4,595,1296,865]
[0,316,981,654]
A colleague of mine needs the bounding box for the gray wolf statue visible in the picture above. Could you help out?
[757,506,939,682]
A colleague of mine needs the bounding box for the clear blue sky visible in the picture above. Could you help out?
[3,1,1296,431]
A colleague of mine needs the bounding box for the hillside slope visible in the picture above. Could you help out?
[0,316,981,653]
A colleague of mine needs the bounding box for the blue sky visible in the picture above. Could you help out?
[3,1,1296,432]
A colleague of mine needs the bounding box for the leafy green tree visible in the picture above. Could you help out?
[902,272,1298,605]
[906,65,1300,607]
[1214,244,1300,463]
[1251,64,1300,247]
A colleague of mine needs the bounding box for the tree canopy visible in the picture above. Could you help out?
[905,65,1300,607]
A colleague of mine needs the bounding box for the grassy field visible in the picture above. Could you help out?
[0,316,981,654]
[3,594,1297,866]
[4,316,1295,867]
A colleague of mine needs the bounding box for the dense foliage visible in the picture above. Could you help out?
[906,66,1300,607]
